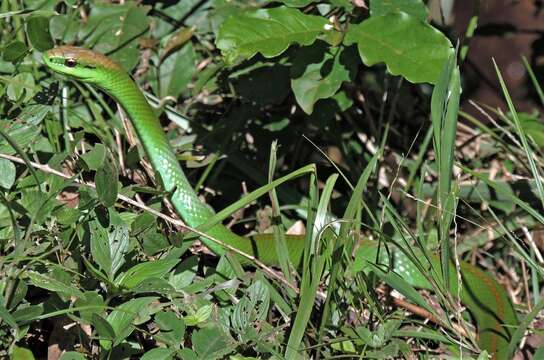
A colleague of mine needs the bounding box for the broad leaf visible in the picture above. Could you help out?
[95,158,118,207]
[101,297,158,349]
[90,221,129,280]
[81,143,106,171]
[344,12,452,84]
[370,0,428,21]
[154,42,197,98]
[26,271,83,298]
[7,73,35,102]
[26,16,54,51]
[115,258,179,289]
[0,158,16,188]
[216,6,336,63]
[82,3,150,70]
[192,326,233,359]
[141,348,174,360]
[291,44,357,114]
[3,41,28,63]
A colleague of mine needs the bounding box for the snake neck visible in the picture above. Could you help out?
[102,75,217,229]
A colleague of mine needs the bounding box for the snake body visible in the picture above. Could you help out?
[43,46,517,358]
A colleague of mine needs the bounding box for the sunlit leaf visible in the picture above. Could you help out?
[344,12,452,84]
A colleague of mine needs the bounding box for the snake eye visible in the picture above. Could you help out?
[64,58,77,68]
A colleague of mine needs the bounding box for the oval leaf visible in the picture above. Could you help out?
[27,16,54,51]
[216,6,336,63]
[291,44,357,114]
[0,158,16,189]
[115,258,180,289]
[344,12,452,84]
[370,0,428,21]
[95,159,118,207]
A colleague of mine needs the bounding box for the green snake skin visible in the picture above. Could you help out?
[43,46,517,359]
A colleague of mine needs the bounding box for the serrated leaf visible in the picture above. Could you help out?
[27,16,54,51]
[216,6,336,63]
[370,0,428,21]
[0,158,16,188]
[344,12,452,84]
[115,258,179,289]
[291,44,357,114]
[90,221,129,280]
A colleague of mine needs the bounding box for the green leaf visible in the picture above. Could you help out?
[3,41,28,63]
[370,0,428,21]
[517,112,544,148]
[155,310,185,346]
[216,6,336,64]
[533,346,544,359]
[0,158,16,188]
[92,313,116,341]
[7,73,36,102]
[10,346,35,360]
[83,3,150,70]
[59,352,87,360]
[12,305,43,324]
[184,305,212,326]
[81,143,106,170]
[344,12,452,84]
[95,158,118,207]
[90,221,129,280]
[74,291,106,324]
[278,0,315,6]
[155,42,197,98]
[192,326,232,359]
[0,303,19,333]
[26,16,54,51]
[20,190,58,223]
[141,348,174,360]
[130,278,175,294]
[103,297,158,349]
[50,15,79,44]
[291,44,357,114]
[115,258,179,289]
[26,271,83,298]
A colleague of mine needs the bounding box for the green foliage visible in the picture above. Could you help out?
[344,12,452,84]
[216,6,337,64]
[0,0,536,359]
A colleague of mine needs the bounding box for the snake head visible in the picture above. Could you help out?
[43,46,125,84]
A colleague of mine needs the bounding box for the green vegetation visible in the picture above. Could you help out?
[0,0,541,359]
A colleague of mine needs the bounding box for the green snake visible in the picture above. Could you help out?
[42,46,518,358]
